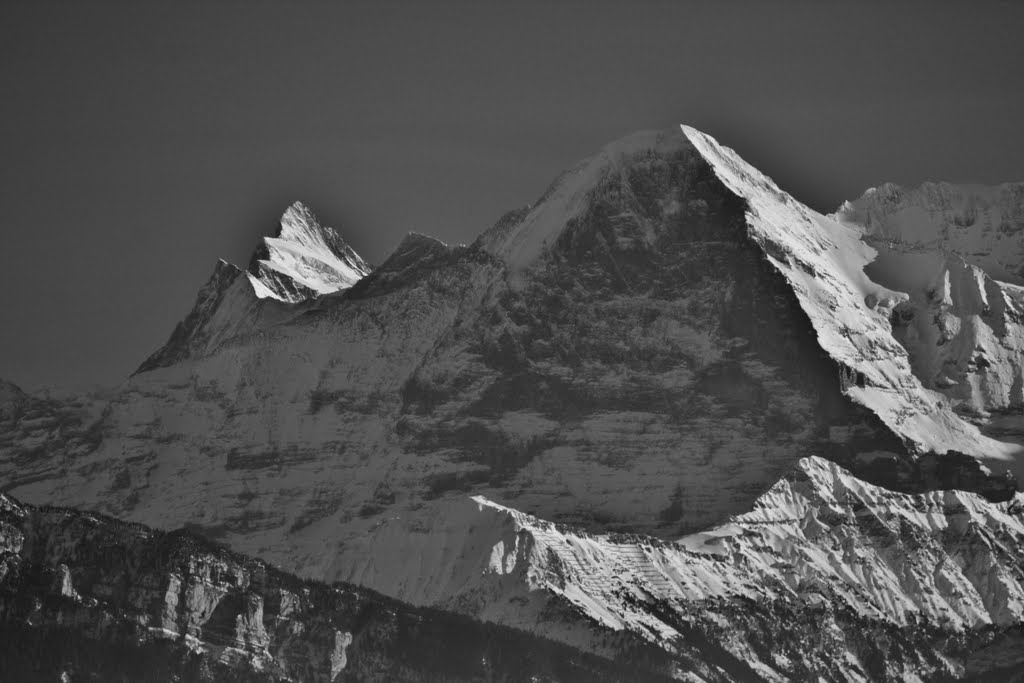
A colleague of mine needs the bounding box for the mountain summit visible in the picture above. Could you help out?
[136,201,370,372]
[246,201,371,302]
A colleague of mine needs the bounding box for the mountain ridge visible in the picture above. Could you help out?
[341,455,1024,679]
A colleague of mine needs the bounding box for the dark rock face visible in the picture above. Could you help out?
[394,143,907,534]
[0,494,672,682]
[134,257,316,376]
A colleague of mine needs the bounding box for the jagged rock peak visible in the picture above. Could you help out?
[245,201,371,303]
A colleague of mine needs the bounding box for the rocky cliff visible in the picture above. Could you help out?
[0,493,669,682]
[7,456,1024,681]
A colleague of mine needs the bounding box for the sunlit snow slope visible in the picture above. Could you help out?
[246,201,371,303]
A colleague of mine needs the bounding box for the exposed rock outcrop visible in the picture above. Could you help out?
[0,493,670,682]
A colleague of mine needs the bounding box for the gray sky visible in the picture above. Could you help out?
[2,1,1023,389]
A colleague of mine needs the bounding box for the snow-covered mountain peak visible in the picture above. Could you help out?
[135,202,372,373]
[246,201,371,302]
[681,124,1023,473]
[276,200,323,242]
[828,180,1024,423]
[835,180,1024,284]
[478,127,692,269]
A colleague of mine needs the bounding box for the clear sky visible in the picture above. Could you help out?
[2,1,1023,389]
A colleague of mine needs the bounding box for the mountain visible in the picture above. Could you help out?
[245,201,371,303]
[2,124,1024,680]
[137,201,370,373]
[838,181,1024,285]
[835,183,1024,428]
[346,455,1024,680]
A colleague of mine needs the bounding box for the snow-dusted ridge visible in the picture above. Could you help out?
[680,125,1023,473]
